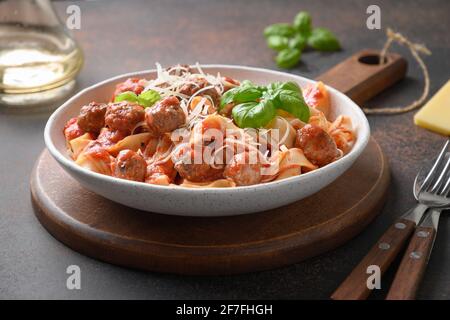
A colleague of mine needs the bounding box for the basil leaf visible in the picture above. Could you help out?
[263,23,295,38]
[233,87,263,103]
[275,48,301,69]
[266,81,301,95]
[223,81,308,128]
[289,33,307,51]
[232,100,276,129]
[219,85,263,110]
[293,11,312,36]
[220,87,238,109]
[267,35,289,51]
[138,90,161,108]
[114,91,138,103]
[241,80,255,87]
[275,89,310,122]
[264,82,309,122]
[307,27,341,51]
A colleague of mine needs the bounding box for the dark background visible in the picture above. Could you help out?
[1,0,449,299]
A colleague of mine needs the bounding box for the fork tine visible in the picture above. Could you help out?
[442,175,450,196]
[419,139,450,193]
[430,154,450,193]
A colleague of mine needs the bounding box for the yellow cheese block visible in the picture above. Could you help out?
[414,80,450,135]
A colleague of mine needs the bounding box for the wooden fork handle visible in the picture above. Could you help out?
[331,218,416,300]
[385,226,436,300]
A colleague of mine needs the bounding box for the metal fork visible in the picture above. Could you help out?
[386,150,450,299]
[331,139,450,300]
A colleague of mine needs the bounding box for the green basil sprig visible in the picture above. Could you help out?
[265,81,309,121]
[272,89,309,122]
[232,100,276,129]
[114,91,139,103]
[293,11,312,36]
[289,33,307,51]
[138,90,161,108]
[266,35,289,51]
[307,27,341,51]
[266,81,301,93]
[114,89,161,108]
[221,81,310,128]
[263,11,341,69]
[263,23,295,38]
[275,48,301,69]
[220,81,262,109]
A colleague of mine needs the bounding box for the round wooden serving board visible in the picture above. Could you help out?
[31,137,389,275]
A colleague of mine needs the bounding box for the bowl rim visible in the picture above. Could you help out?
[44,64,370,193]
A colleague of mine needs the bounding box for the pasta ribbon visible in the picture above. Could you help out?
[107,133,152,156]
[69,133,94,160]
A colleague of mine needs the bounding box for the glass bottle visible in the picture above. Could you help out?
[0,0,83,108]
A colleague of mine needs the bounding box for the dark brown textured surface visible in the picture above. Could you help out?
[1,0,450,299]
[30,139,389,275]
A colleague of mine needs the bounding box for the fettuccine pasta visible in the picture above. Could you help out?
[63,63,356,187]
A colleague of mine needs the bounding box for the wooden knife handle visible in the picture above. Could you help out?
[331,218,415,300]
[385,226,436,300]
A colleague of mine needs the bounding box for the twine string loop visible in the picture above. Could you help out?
[363,28,431,115]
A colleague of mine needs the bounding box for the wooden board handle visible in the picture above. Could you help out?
[385,226,436,300]
[316,49,407,105]
[331,218,415,300]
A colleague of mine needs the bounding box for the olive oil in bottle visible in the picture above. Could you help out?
[0,0,83,108]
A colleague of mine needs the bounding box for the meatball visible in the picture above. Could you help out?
[224,152,262,186]
[64,117,84,141]
[111,149,146,182]
[145,160,177,185]
[113,77,145,99]
[105,101,145,134]
[97,128,126,148]
[77,102,107,134]
[295,124,339,167]
[172,144,224,182]
[145,96,185,136]
[175,162,224,182]
[179,78,220,109]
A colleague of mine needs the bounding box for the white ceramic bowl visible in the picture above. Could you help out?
[45,65,370,216]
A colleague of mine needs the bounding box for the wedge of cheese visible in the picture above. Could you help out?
[414,80,450,135]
